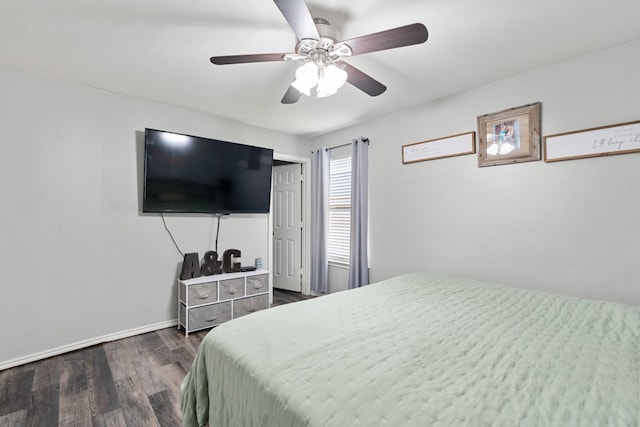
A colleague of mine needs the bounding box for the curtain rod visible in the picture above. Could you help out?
[310,139,370,154]
[325,142,351,151]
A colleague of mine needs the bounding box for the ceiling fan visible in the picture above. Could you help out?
[210,0,429,104]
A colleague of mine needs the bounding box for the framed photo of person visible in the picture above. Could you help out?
[477,102,541,167]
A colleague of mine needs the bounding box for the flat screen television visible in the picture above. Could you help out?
[143,128,274,214]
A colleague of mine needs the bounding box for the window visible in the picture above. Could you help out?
[327,155,351,264]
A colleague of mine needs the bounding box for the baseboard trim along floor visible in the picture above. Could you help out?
[0,320,178,371]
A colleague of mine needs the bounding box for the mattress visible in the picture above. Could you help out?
[181,273,640,426]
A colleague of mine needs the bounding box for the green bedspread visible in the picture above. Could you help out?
[181,273,640,426]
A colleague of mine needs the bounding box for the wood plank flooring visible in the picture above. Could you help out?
[0,289,312,427]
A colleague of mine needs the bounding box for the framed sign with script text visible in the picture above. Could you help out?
[402,131,476,164]
[544,120,640,162]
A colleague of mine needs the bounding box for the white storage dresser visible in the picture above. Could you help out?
[178,269,270,336]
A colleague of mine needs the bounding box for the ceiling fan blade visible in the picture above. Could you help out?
[273,0,320,41]
[340,23,428,56]
[210,53,288,65]
[281,85,303,104]
[338,62,387,97]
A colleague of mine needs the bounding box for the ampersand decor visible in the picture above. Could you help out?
[201,251,223,276]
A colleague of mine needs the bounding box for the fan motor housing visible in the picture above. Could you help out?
[314,18,340,42]
[295,18,351,60]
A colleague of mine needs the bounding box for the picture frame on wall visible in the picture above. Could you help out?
[544,120,640,162]
[477,102,541,167]
[402,131,476,164]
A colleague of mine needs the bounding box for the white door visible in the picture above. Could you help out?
[273,163,302,292]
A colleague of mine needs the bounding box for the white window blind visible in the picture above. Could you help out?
[328,156,351,264]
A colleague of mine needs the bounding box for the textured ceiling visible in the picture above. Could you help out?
[2,0,640,137]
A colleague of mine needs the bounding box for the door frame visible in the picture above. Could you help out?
[268,153,311,295]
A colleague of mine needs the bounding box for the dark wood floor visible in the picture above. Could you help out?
[0,289,312,427]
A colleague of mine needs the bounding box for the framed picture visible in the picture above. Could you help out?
[477,102,541,167]
[544,120,640,162]
[402,131,475,164]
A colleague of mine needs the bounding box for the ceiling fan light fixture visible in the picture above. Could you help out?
[292,61,347,98]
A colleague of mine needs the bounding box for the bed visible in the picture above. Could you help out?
[180,273,640,426]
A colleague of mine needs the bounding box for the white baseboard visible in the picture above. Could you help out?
[0,319,179,371]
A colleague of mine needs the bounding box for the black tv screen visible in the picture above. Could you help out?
[143,128,274,214]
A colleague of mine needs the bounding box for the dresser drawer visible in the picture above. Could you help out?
[233,294,269,318]
[219,278,245,300]
[183,302,232,331]
[246,274,269,295]
[181,281,218,306]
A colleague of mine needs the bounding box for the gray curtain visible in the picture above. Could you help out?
[310,148,329,294]
[348,137,369,288]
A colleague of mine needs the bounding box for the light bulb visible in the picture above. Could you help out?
[291,62,319,97]
[324,64,347,89]
[291,79,311,96]
[317,64,347,97]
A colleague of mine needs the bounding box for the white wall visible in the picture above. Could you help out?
[3,39,638,368]
[313,39,640,306]
[0,65,310,367]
